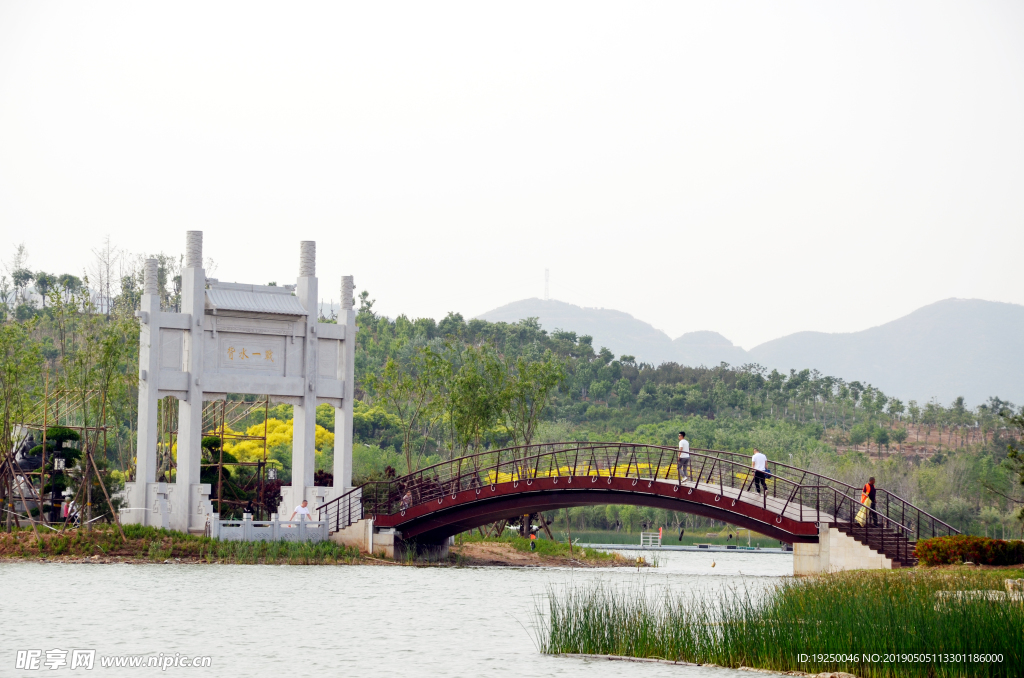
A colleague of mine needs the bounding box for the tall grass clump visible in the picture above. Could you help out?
[209,539,360,565]
[538,572,1024,677]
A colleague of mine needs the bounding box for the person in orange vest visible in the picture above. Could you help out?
[861,477,877,526]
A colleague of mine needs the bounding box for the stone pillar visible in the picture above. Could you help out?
[818,521,831,572]
[334,275,355,490]
[173,231,207,532]
[291,241,318,505]
[128,259,161,525]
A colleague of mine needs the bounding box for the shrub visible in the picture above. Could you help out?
[915,535,1024,566]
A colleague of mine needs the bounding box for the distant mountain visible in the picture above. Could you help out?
[672,330,749,368]
[476,297,1024,405]
[477,298,678,364]
[477,299,748,367]
[747,299,1024,406]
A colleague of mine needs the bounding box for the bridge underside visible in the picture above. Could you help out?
[372,477,821,545]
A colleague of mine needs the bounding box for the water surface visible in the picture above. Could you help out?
[1,551,793,677]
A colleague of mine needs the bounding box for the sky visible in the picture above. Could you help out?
[1,2,1022,349]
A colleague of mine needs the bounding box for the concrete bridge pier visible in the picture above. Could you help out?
[329,519,450,561]
[793,523,895,575]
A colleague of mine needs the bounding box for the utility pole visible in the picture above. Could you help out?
[544,269,549,301]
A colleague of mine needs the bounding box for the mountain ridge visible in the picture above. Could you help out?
[476,297,1024,405]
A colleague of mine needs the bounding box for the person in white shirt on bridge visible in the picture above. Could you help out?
[677,431,691,484]
[751,449,768,495]
[290,499,313,521]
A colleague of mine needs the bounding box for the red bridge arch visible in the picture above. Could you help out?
[319,443,956,565]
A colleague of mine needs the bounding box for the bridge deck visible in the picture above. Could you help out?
[650,477,837,524]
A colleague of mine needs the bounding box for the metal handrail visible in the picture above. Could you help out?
[317,486,363,534]
[689,446,957,541]
[364,444,745,511]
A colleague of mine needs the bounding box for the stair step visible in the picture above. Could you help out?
[830,522,918,564]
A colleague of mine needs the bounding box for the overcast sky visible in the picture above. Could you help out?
[1,2,1022,349]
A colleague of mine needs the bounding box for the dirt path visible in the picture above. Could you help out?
[451,541,636,568]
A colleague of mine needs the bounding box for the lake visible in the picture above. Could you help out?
[1,551,793,677]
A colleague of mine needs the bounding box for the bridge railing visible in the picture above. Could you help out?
[688,447,958,544]
[351,442,956,547]
[359,442,798,517]
[317,486,363,534]
[795,484,919,564]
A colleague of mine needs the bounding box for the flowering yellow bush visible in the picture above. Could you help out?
[170,418,334,471]
[224,418,334,467]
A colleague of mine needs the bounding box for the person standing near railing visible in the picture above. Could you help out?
[862,477,878,526]
[751,448,768,495]
[290,499,313,522]
[677,431,691,484]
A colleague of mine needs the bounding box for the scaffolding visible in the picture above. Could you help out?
[172,396,272,519]
[2,383,124,542]
[4,388,274,535]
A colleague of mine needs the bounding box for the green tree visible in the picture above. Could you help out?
[886,398,904,425]
[891,427,908,453]
[873,427,890,456]
[614,377,634,406]
[421,342,460,459]
[1002,411,1024,527]
[363,356,432,474]
[849,422,871,451]
[907,400,921,440]
[589,380,611,403]
[502,351,565,447]
[451,344,505,453]
[11,268,33,305]
[0,320,44,531]
[33,272,55,309]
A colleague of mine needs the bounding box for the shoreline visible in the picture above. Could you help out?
[0,527,640,568]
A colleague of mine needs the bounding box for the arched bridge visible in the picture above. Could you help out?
[318,443,958,566]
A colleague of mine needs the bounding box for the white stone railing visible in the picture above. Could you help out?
[640,531,662,547]
[208,513,329,543]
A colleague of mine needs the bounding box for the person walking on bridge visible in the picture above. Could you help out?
[751,448,768,495]
[677,431,691,484]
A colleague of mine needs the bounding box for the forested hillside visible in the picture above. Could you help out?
[2,243,1023,538]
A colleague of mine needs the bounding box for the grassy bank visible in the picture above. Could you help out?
[0,525,362,565]
[456,533,626,564]
[538,570,1024,677]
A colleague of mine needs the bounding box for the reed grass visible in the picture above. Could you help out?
[203,538,361,565]
[538,571,1024,677]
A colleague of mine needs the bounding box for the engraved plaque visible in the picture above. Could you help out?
[218,333,286,375]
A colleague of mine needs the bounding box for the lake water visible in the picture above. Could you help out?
[1,551,793,677]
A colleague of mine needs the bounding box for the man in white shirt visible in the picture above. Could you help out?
[751,449,768,495]
[290,499,313,521]
[677,431,691,484]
